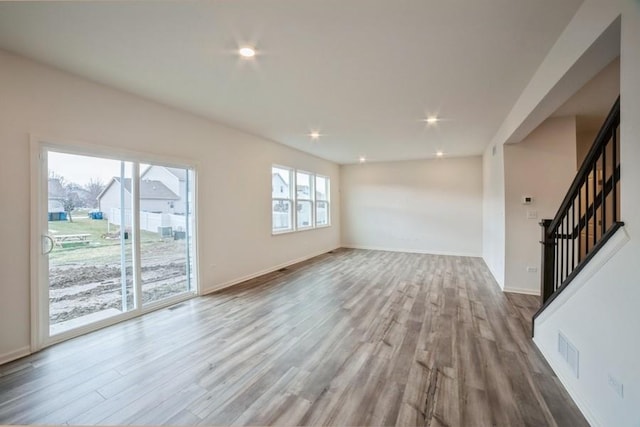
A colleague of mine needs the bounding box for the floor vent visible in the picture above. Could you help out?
[278,267,288,272]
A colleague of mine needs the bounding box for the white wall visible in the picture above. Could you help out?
[576,127,599,167]
[0,49,340,363]
[535,2,640,426]
[482,143,506,288]
[476,0,640,425]
[340,157,482,257]
[504,116,577,295]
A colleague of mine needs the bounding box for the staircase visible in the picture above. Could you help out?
[533,97,622,333]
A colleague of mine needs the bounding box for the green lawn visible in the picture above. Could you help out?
[48,216,171,266]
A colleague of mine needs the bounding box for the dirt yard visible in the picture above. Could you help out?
[48,218,192,325]
[49,219,194,325]
[49,260,189,324]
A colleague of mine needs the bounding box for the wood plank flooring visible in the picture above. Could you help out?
[0,249,587,426]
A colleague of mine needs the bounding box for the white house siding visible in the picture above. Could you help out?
[142,166,189,214]
[98,182,132,219]
[99,182,179,220]
[272,173,289,198]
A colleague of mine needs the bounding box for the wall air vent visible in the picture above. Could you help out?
[558,331,579,378]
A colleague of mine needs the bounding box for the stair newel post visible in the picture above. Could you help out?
[540,219,555,305]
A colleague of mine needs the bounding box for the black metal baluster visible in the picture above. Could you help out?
[612,127,618,222]
[571,199,576,272]
[540,220,555,304]
[585,174,590,253]
[553,229,560,290]
[592,162,597,248]
[560,219,564,284]
[602,143,607,235]
[564,215,569,281]
[578,183,582,263]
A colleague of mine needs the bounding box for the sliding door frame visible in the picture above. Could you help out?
[29,134,200,352]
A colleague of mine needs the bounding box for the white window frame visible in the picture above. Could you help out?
[272,165,331,235]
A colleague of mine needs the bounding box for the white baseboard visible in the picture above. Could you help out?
[533,336,603,427]
[0,346,31,366]
[341,244,481,258]
[202,246,340,295]
[503,286,540,296]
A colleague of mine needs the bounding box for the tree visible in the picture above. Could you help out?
[62,195,77,222]
[84,178,105,209]
[49,171,97,222]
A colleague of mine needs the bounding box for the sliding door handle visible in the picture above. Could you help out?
[42,235,54,255]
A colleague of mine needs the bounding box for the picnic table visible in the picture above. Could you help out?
[53,234,91,247]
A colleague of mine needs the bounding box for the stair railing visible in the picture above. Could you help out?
[535,97,623,324]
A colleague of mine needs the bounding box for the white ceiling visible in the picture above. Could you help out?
[553,57,620,131]
[0,0,584,164]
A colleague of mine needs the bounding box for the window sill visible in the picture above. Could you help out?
[271,224,332,236]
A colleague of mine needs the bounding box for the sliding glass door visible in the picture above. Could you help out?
[36,145,197,345]
[138,164,195,304]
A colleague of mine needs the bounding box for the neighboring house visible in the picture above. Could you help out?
[272,173,291,230]
[141,166,189,214]
[296,184,310,198]
[97,177,179,219]
[47,178,65,214]
[272,172,288,198]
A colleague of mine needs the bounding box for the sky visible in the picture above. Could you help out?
[48,151,151,186]
[48,151,123,186]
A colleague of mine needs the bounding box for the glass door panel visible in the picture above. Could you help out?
[47,151,134,336]
[138,165,194,304]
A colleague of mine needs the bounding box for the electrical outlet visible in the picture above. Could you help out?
[526,266,538,273]
[608,374,624,398]
[527,210,538,219]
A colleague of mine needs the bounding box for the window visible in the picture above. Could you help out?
[315,175,330,226]
[296,171,314,229]
[272,165,330,234]
[272,166,293,233]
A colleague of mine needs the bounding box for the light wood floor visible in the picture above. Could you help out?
[0,249,587,426]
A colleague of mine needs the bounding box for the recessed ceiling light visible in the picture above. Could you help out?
[239,47,256,58]
[436,151,444,157]
[309,131,321,140]
[359,156,366,163]
[425,116,440,125]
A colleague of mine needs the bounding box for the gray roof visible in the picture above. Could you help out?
[100,177,179,200]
